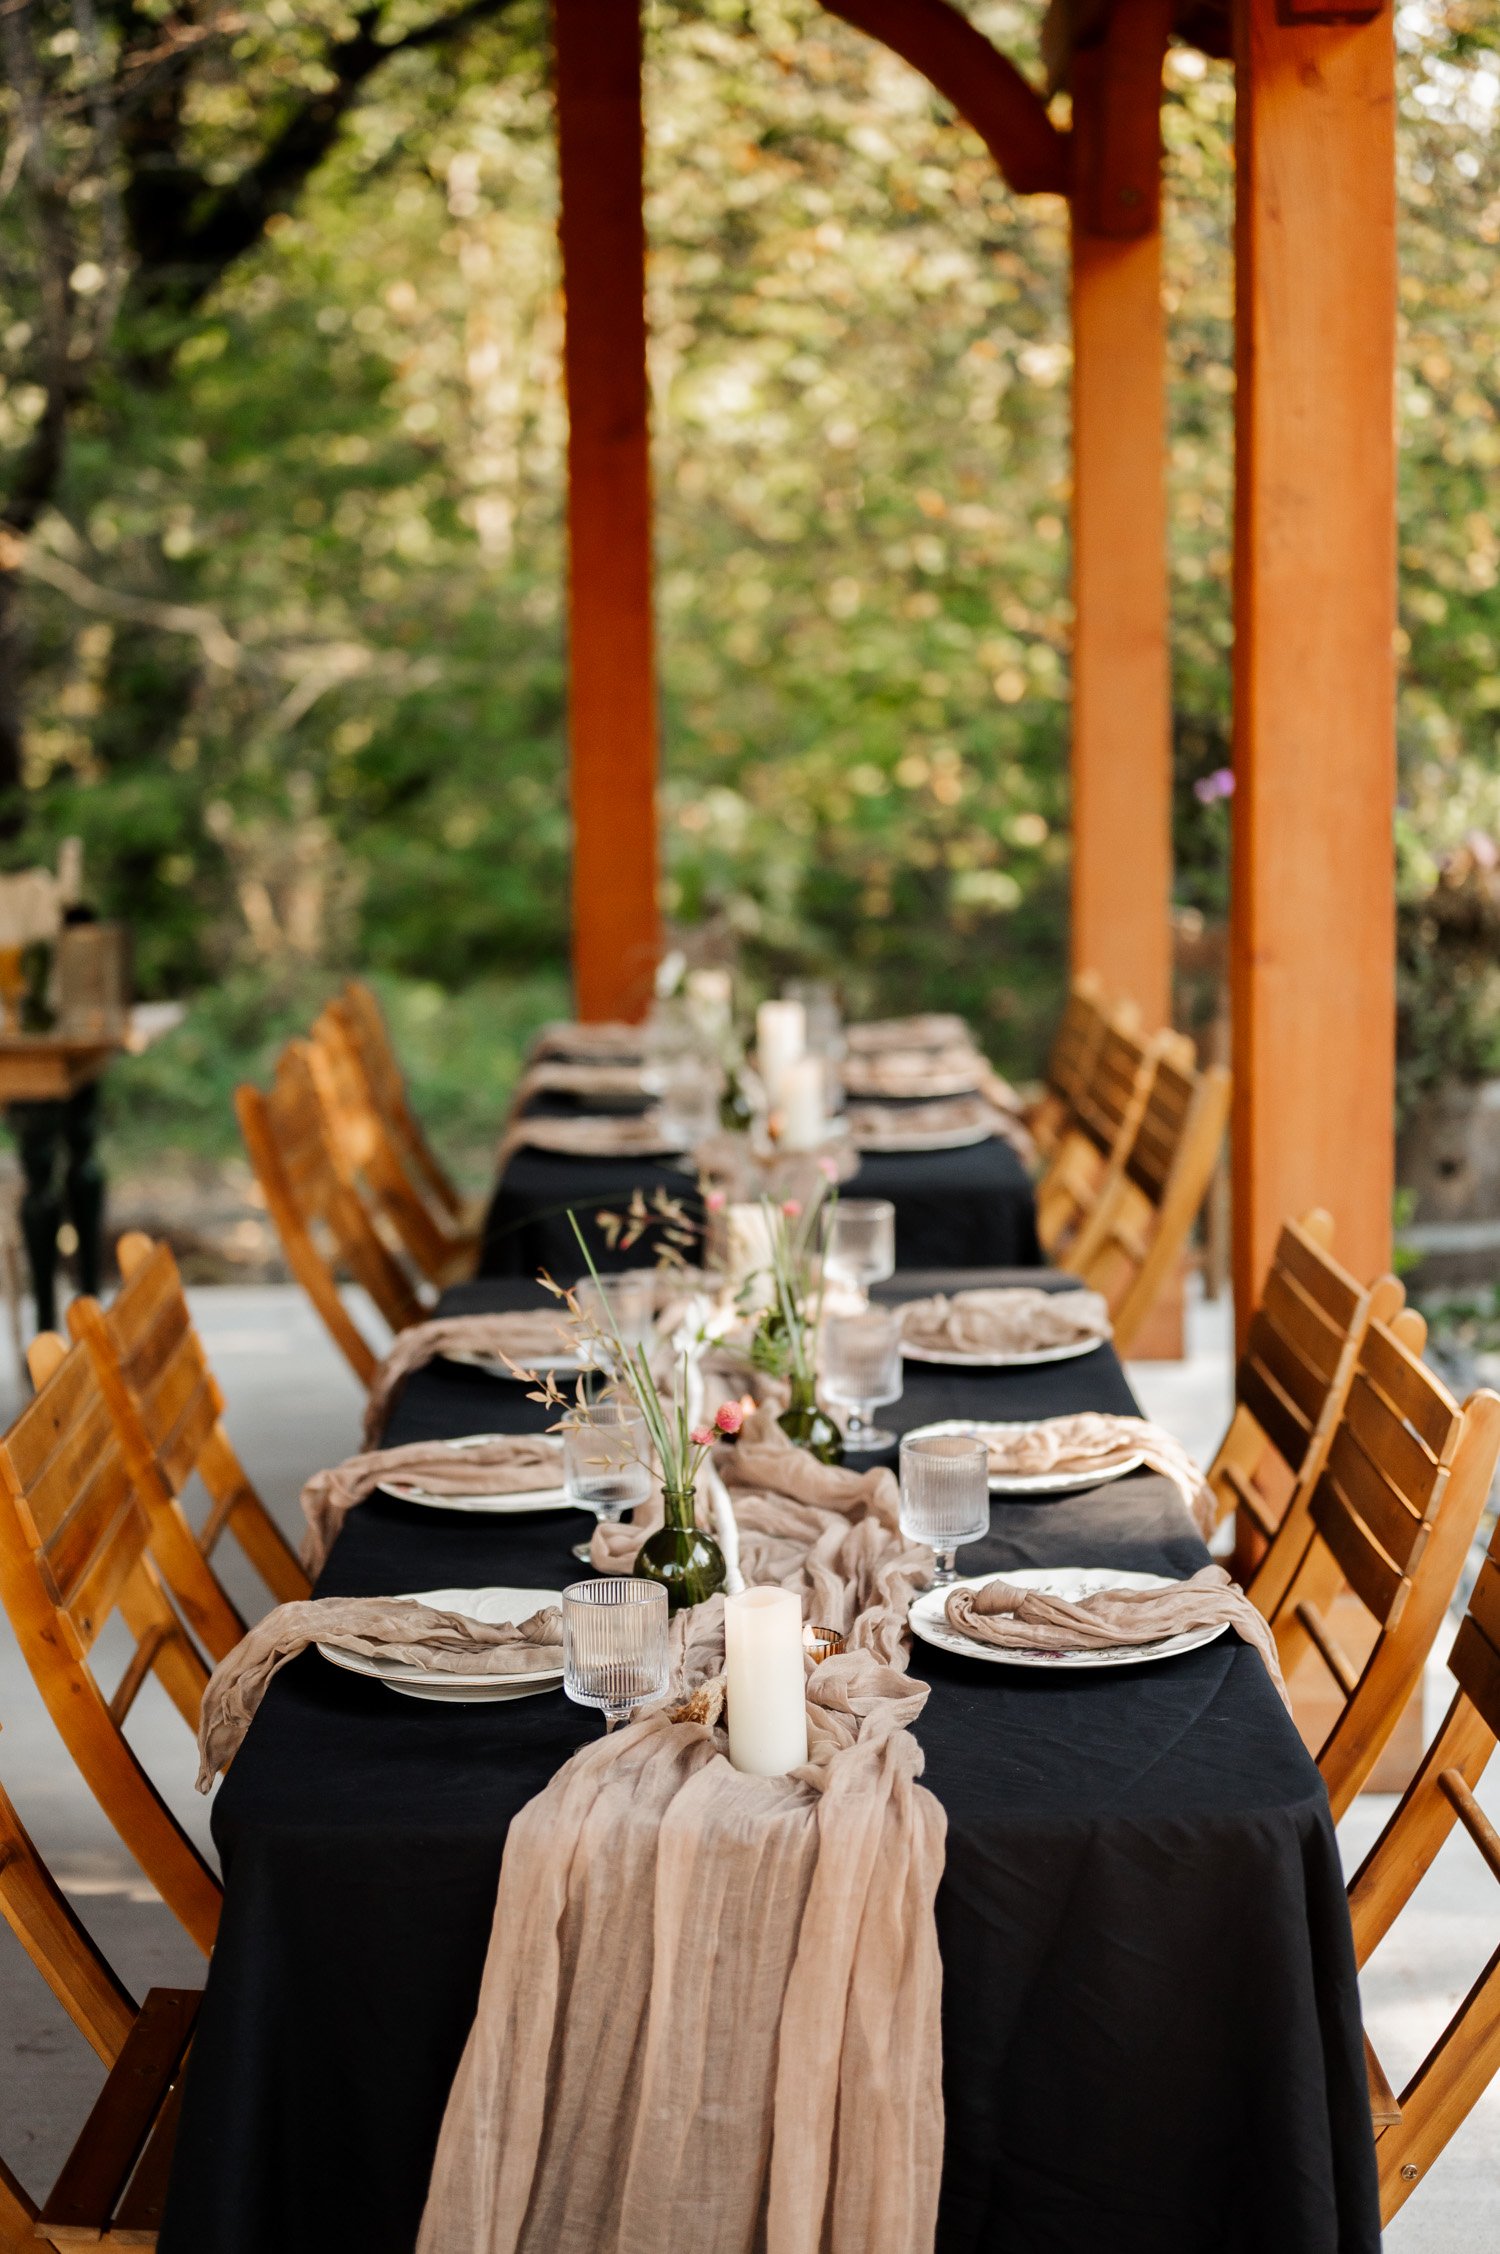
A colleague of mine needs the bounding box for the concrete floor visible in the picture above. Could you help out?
[1,1282,1495,2241]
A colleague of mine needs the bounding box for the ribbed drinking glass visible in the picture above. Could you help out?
[563,1578,670,1730]
[820,1305,903,1452]
[574,1273,655,1371]
[824,1198,896,1305]
[563,1400,652,1563]
[899,1433,990,1586]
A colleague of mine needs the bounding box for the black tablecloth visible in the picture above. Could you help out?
[480,1132,1041,1277]
[160,1277,1379,2254]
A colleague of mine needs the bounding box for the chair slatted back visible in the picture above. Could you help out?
[0,1752,198,2246]
[1027,973,1108,1157]
[337,980,466,1222]
[1344,1518,1500,2225]
[237,1041,422,1384]
[310,1007,474,1290]
[0,1337,219,1952]
[1036,1017,1159,1262]
[68,1234,308,1632]
[1269,1319,1500,1822]
[1207,1212,1407,1610]
[1062,1046,1232,1354]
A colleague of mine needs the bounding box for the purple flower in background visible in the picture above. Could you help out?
[1193,767,1236,806]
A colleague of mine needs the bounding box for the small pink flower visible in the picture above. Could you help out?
[714,1401,744,1435]
[690,1426,715,1448]
[817,1155,839,1182]
[705,1189,727,1213]
[781,1198,802,1218]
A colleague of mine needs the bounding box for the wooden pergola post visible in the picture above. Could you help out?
[555,0,659,1021]
[1068,3,1173,1037]
[1231,0,1397,1335]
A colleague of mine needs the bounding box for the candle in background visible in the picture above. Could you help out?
[778,1053,825,1149]
[685,965,733,1042]
[756,998,805,1097]
[725,1202,776,1305]
[724,1585,808,1776]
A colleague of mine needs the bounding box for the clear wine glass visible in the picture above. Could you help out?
[562,1400,652,1563]
[563,1577,670,1731]
[824,1198,896,1306]
[899,1433,990,1585]
[821,1306,903,1453]
[574,1272,655,1373]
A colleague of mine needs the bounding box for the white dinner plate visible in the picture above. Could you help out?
[843,1069,982,1102]
[908,1567,1229,1671]
[854,1122,996,1154]
[447,1347,592,1379]
[900,1420,1146,1495]
[900,1334,1105,1368]
[317,1584,565,1703]
[378,1433,572,1515]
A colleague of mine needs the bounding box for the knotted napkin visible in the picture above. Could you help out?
[362,1313,575,1445]
[496,1110,682,1172]
[845,1013,969,1054]
[943,1563,1290,1709]
[842,1044,983,1100]
[964,1411,1216,1538]
[195,1598,564,1787]
[898,1285,1113,1359]
[300,1434,563,1574]
[417,1421,946,2254]
[530,1020,648,1061]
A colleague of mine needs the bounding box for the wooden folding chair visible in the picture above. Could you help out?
[1059,1039,1231,1355]
[309,1003,476,1292]
[335,978,470,1225]
[236,1039,425,1387]
[1035,1015,1161,1260]
[67,1233,309,1644]
[1345,1516,1500,2223]
[0,1335,220,1952]
[1025,971,1109,1158]
[1264,1321,1500,1823]
[1205,1211,1407,1612]
[0,1746,199,2248]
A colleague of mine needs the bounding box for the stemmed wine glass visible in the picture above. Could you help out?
[562,1578,670,1731]
[824,1198,896,1307]
[821,1306,903,1453]
[562,1400,652,1563]
[899,1433,989,1585]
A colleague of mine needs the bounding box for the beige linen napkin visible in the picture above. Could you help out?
[530,1020,647,1061]
[848,1094,1001,1145]
[516,1059,651,1102]
[195,1598,564,1786]
[418,1419,945,2254]
[944,1563,1289,1707]
[966,1412,1215,1537]
[362,1313,576,1445]
[842,1044,983,1100]
[301,1434,563,1574]
[898,1286,1113,1359]
[845,1013,969,1054]
[496,1111,682,1171]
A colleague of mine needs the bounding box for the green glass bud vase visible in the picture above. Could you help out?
[633,1485,726,1614]
[778,1372,845,1467]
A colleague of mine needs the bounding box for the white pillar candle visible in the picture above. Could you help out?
[778,1053,825,1150]
[685,965,733,1039]
[756,999,805,1096]
[725,1202,775,1306]
[724,1585,808,1776]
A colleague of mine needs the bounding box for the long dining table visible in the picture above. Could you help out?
[159,1270,1380,2254]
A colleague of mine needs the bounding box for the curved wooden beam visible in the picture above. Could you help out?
[822,0,1070,196]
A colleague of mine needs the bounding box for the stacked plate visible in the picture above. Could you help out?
[318,1585,566,1704]
[908,1568,1229,1672]
[377,1432,573,1514]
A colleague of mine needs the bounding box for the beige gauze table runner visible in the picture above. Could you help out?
[417,1412,947,2254]
[300,1434,564,1574]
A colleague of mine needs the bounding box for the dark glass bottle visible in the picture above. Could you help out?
[632,1487,727,1614]
[778,1371,845,1466]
